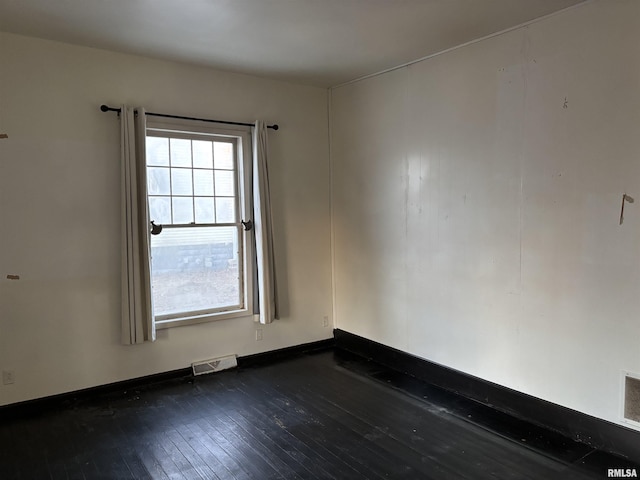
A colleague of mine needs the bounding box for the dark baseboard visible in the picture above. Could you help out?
[0,338,335,421]
[334,328,640,462]
[0,367,193,421]
[237,338,335,368]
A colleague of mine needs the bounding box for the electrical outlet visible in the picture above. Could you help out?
[256,329,263,341]
[323,316,329,328]
[2,370,15,385]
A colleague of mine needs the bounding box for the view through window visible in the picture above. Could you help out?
[145,125,251,324]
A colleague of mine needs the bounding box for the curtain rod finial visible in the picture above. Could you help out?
[271,124,279,131]
[100,104,109,112]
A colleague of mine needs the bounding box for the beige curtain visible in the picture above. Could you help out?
[253,121,278,324]
[121,106,155,344]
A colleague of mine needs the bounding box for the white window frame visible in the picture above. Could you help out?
[145,117,254,329]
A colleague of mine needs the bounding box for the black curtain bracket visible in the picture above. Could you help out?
[241,220,253,231]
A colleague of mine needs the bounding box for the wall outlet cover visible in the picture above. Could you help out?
[2,370,15,385]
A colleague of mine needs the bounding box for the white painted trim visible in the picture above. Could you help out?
[331,0,593,90]
[146,119,254,329]
[156,308,253,329]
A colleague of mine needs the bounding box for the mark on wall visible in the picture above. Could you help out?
[620,194,635,225]
[563,97,569,109]
[6,275,20,280]
[0,133,8,139]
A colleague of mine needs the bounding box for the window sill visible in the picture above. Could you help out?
[155,308,253,329]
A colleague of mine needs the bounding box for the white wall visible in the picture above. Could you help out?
[331,0,640,427]
[0,33,333,406]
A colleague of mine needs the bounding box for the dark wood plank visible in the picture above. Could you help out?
[1,349,637,480]
[239,362,443,479]
[63,458,87,480]
[186,422,252,480]
[188,378,330,480]
[75,449,102,480]
[278,355,568,479]
[201,374,379,480]
[220,373,415,479]
[90,446,134,480]
[198,414,283,480]
[173,423,231,480]
[222,399,337,479]
[117,446,152,480]
[153,427,206,480]
[164,428,219,480]
[131,442,171,480]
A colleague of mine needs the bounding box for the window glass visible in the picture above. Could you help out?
[147,137,170,166]
[192,140,213,168]
[214,142,234,169]
[145,129,248,324]
[150,226,240,316]
[170,138,192,167]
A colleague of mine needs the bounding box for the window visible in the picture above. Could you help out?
[145,120,253,327]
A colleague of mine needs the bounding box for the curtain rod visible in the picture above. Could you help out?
[100,105,279,130]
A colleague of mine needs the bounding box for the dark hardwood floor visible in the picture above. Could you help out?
[1,348,638,479]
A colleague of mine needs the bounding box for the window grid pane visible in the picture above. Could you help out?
[214,170,235,197]
[215,197,236,223]
[194,197,215,223]
[214,141,234,170]
[192,140,213,168]
[170,138,192,167]
[147,137,170,166]
[193,169,214,196]
[146,136,239,226]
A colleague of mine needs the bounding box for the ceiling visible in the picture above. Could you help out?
[0,0,586,87]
